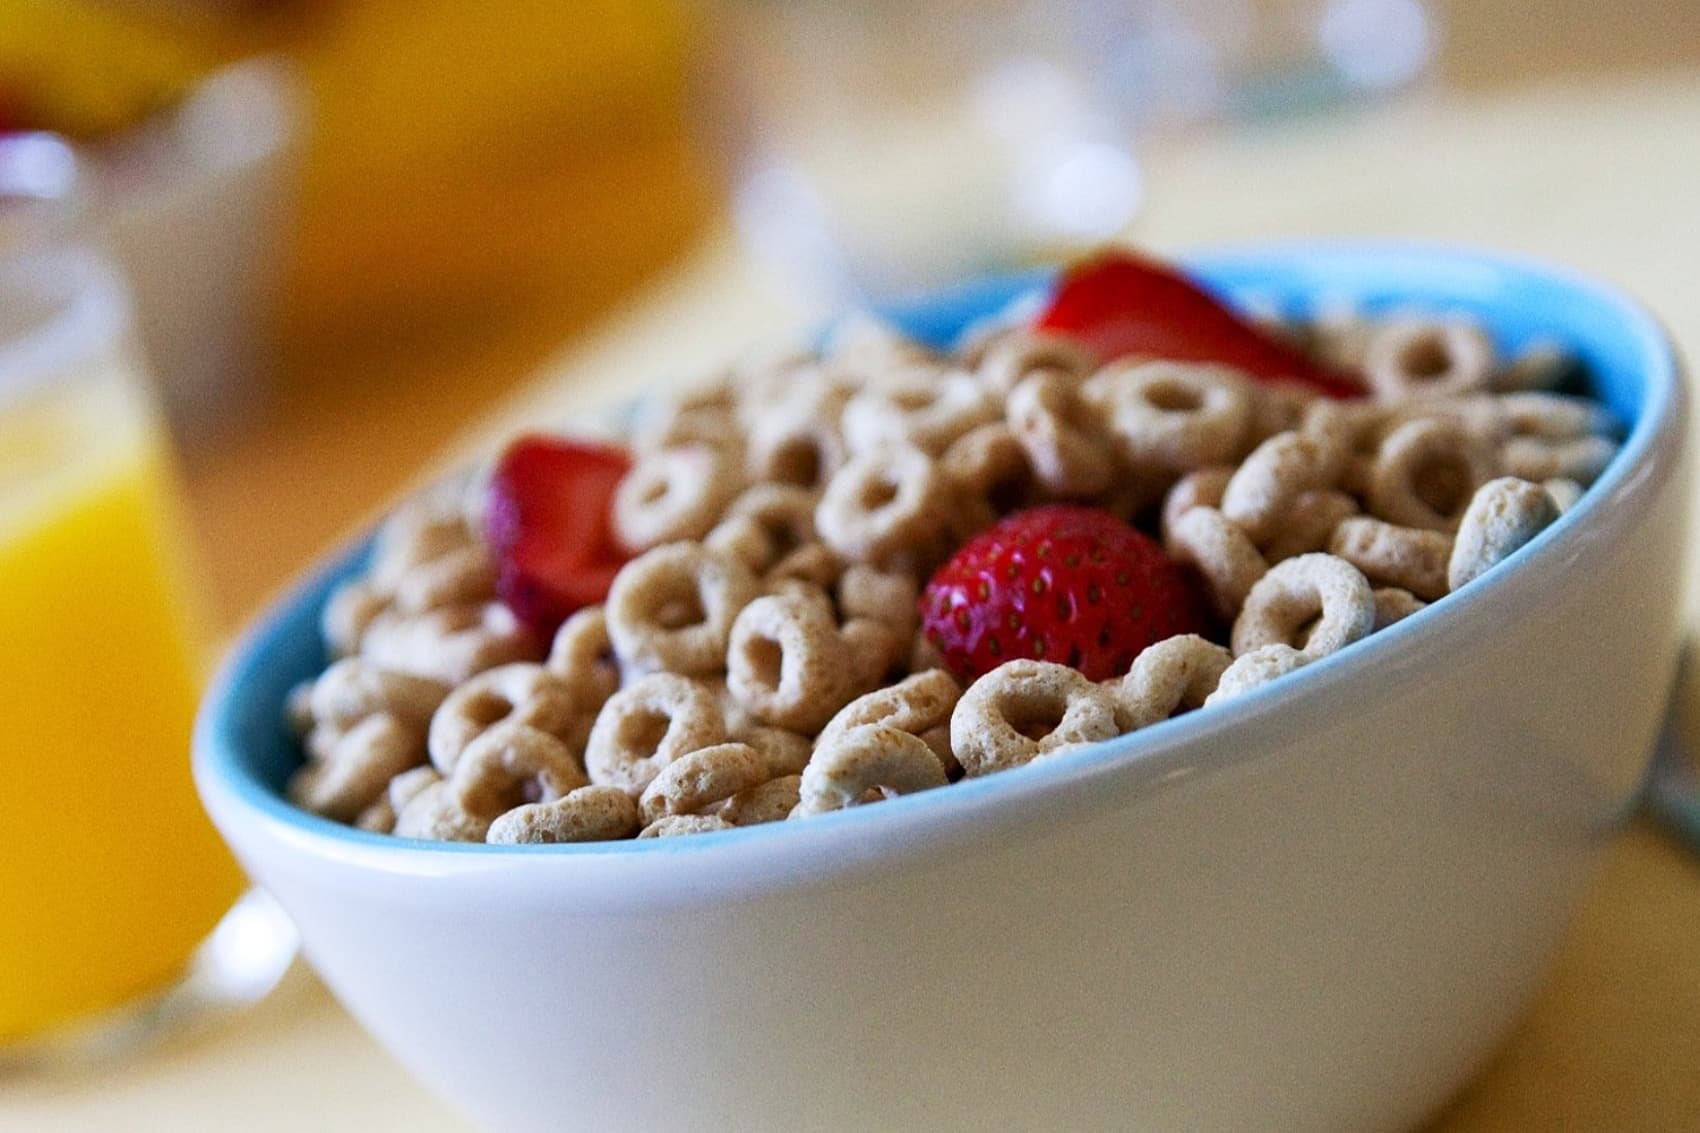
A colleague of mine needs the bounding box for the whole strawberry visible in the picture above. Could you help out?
[920,504,1211,683]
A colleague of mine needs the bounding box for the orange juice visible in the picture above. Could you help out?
[0,355,245,1040]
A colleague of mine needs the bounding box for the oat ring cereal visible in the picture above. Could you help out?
[1501,435,1618,486]
[1361,316,1494,401]
[639,813,738,838]
[288,713,423,823]
[1371,587,1427,630]
[950,659,1121,777]
[637,742,769,825]
[448,722,589,822]
[705,483,821,573]
[360,601,539,687]
[487,784,642,844]
[972,329,1097,397]
[841,367,998,456]
[815,444,951,566]
[939,422,1039,538]
[795,724,950,815]
[1159,465,1234,552]
[1084,360,1253,473]
[726,588,854,734]
[306,657,449,733]
[392,778,492,842]
[1369,417,1498,532]
[545,606,621,706]
[718,774,804,826]
[583,673,727,795]
[1327,515,1453,601]
[1204,643,1310,707]
[1109,635,1234,731]
[1447,476,1561,592]
[427,662,579,775]
[1260,489,1359,564]
[1219,430,1344,544]
[613,444,744,550]
[1230,553,1375,659]
[1167,506,1270,621]
[1006,372,1116,497]
[605,542,760,676]
[815,669,961,757]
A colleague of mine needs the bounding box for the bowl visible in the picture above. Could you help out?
[195,243,1689,1133]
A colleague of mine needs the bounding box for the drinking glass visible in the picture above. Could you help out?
[0,139,294,1069]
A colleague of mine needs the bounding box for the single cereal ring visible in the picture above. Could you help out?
[837,564,920,640]
[1159,466,1234,554]
[1501,435,1617,486]
[841,367,999,456]
[1166,506,1269,621]
[1494,339,1574,393]
[718,774,802,826]
[705,483,821,572]
[288,712,424,823]
[1261,490,1359,564]
[815,669,962,767]
[973,329,1097,397]
[1497,392,1617,441]
[448,721,589,822]
[815,444,952,567]
[1543,477,1584,513]
[487,784,642,844]
[613,444,744,551]
[1006,372,1116,497]
[1371,587,1426,631]
[732,723,814,778]
[545,606,620,708]
[726,589,854,733]
[1084,360,1253,473]
[744,399,850,492]
[795,724,949,815]
[950,659,1121,777]
[1448,476,1561,591]
[1368,417,1498,532]
[1327,515,1453,601]
[1302,398,1383,458]
[392,543,498,616]
[369,503,476,592]
[637,742,768,825]
[1220,431,1343,544]
[840,617,905,691]
[638,813,736,838]
[584,673,727,795]
[763,542,845,590]
[1231,553,1375,659]
[1203,644,1309,707]
[1361,316,1495,401]
[1107,634,1233,731]
[322,580,392,657]
[393,779,491,843]
[605,542,761,677]
[360,601,540,687]
[307,657,449,732]
[1245,381,1320,445]
[938,422,1039,538]
[427,662,580,775]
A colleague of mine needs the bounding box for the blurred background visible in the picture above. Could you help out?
[2,0,1696,630]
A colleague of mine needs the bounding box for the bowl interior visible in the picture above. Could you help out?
[198,242,1680,855]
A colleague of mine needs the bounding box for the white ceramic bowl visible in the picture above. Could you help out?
[196,244,1689,1133]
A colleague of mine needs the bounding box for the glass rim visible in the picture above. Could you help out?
[0,248,131,412]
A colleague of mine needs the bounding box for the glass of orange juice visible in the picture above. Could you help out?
[0,144,294,1066]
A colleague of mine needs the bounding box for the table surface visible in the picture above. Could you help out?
[8,70,1700,1132]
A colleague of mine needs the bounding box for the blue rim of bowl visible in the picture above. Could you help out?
[195,240,1687,860]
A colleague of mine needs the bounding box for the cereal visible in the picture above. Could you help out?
[605,542,760,676]
[1006,372,1116,497]
[1327,516,1452,601]
[816,444,952,567]
[295,285,1617,848]
[1084,360,1253,473]
[614,444,744,550]
[1230,553,1374,659]
[1448,476,1561,591]
[795,724,949,815]
[1107,634,1233,731]
[427,662,580,775]
[487,785,642,844]
[1361,316,1494,401]
[638,742,768,825]
[583,673,726,795]
[951,660,1121,777]
[726,588,856,733]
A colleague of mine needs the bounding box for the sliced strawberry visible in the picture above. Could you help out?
[920,504,1213,683]
[1036,248,1363,399]
[485,435,632,635]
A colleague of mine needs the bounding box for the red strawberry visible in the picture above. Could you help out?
[1036,248,1364,399]
[920,505,1212,683]
[485,435,632,635]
